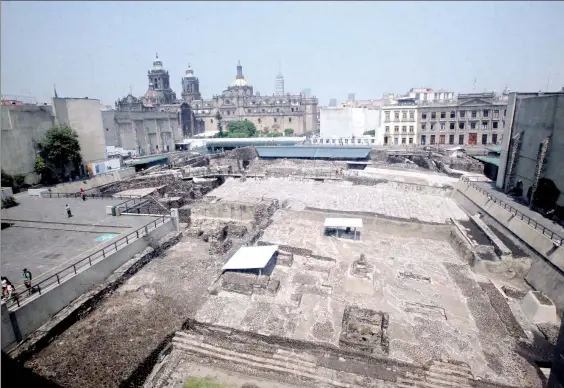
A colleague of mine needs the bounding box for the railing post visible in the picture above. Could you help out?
[126,235,129,244]
[103,249,106,258]
[137,230,139,239]
[89,256,92,265]
[114,242,118,251]
[56,274,60,284]
[73,265,77,274]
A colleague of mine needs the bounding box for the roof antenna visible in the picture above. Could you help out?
[156,53,159,59]
[129,85,132,95]
[54,84,58,98]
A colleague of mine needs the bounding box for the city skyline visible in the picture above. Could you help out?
[1,1,564,105]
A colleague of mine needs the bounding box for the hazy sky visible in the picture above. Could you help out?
[2,1,563,106]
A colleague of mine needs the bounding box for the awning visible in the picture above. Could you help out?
[324,218,363,229]
[472,155,500,167]
[222,245,279,271]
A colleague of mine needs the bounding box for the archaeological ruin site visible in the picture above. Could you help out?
[2,147,563,388]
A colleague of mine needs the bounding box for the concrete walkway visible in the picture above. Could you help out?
[475,181,564,238]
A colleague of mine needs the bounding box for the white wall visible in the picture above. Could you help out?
[320,107,380,138]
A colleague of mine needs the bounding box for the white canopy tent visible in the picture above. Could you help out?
[222,245,279,275]
[324,218,363,240]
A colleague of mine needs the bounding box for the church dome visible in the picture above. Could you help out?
[184,67,195,78]
[231,78,248,87]
[152,53,163,70]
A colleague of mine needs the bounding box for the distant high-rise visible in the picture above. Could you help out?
[329,98,337,107]
[347,93,355,102]
[275,71,284,96]
[301,88,312,98]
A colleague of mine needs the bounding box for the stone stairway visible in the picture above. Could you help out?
[397,360,474,388]
[171,331,351,387]
[167,330,480,388]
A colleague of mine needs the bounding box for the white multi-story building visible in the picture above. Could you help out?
[380,97,418,145]
[408,88,455,103]
[320,106,381,139]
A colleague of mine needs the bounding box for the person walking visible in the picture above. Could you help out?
[66,204,73,218]
[80,187,86,201]
[23,268,33,296]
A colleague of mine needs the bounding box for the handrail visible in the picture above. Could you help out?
[41,192,138,200]
[2,215,170,309]
[461,178,563,246]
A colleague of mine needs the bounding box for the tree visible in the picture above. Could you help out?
[226,120,257,138]
[363,130,376,136]
[215,111,224,137]
[284,128,295,136]
[266,131,283,137]
[37,125,82,179]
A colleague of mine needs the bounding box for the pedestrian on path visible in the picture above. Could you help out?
[23,268,33,296]
[80,187,86,201]
[66,204,73,218]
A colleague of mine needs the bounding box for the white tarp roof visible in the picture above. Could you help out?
[324,218,363,229]
[222,245,279,271]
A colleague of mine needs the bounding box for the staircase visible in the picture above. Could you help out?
[168,331,478,388]
[397,360,474,388]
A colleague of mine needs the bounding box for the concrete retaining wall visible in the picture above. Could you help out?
[50,168,136,194]
[191,201,257,222]
[1,219,174,351]
[454,181,564,311]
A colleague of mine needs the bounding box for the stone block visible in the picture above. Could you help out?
[277,251,294,267]
[267,278,280,295]
[521,291,558,324]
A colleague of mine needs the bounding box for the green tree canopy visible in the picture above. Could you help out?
[266,131,283,137]
[363,129,376,136]
[215,111,224,137]
[38,125,82,174]
[226,120,257,138]
[284,128,294,136]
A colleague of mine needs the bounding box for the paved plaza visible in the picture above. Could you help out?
[209,177,468,224]
[1,194,159,287]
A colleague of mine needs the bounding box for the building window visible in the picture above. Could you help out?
[385,111,390,121]
[493,110,499,118]
[408,137,413,144]
[402,111,407,119]
[258,118,261,123]
[504,109,507,116]
[225,100,230,104]
[421,124,426,131]
[440,112,446,119]
[106,128,109,131]
[421,135,426,145]
[211,119,214,123]
[459,111,466,118]
[492,121,498,129]
[384,136,388,145]
[276,108,280,112]
[400,137,406,144]
[471,111,477,118]
[385,126,390,133]
[431,112,436,119]
[402,126,407,133]
[394,111,399,120]
[274,118,277,123]
[344,139,348,144]
[394,126,399,133]
[409,126,414,133]
[482,134,488,144]
[492,134,498,144]
[422,113,427,120]
[481,121,488,130]
[450,111,456,119]
[430,123,435,130]
[394,137,398,145]
[291,108,294,112]
[459,122,465,130]
[470,122,476,129]
[440,123,445,130]
[289,117,292,123]
[449,135,454,144]
[459,135,464,145]
[430,135,436,145]
[449,122,455,130]
[409,110,414,120]
[483,109,489,117]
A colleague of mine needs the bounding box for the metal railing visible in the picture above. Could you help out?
[41,192,138,200]
[2,215,170,309]
[461,178,563,245]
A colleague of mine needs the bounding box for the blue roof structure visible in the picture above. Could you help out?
[255,146,371,160]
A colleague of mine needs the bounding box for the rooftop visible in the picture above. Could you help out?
[255,146,371,160]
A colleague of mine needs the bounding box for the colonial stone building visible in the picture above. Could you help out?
[418,92,508,146]
[190,61,319,135]
[108,56,204,155]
